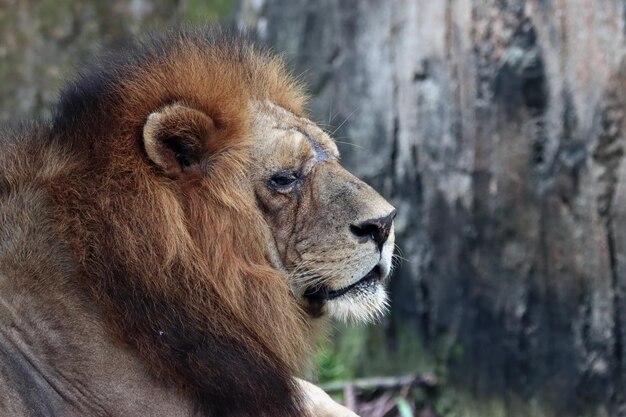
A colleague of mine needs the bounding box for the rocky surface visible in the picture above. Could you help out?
[0,0,184,122]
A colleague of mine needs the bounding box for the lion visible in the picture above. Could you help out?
[0,29,395,417]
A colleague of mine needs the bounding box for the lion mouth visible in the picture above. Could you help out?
[303,265,382,301]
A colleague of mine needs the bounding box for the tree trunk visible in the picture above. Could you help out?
[238,1,626,415]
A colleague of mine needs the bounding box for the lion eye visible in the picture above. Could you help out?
[269,172,299,190]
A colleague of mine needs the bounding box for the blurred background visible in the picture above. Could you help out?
[1,0,625,416]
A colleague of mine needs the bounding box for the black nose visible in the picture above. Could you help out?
[350,209,397,250]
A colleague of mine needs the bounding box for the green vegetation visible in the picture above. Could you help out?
[184,0,234,22]
[313,322,453,383]
[312,323,576,417]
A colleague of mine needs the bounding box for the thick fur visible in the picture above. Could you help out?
[43,29,311,416]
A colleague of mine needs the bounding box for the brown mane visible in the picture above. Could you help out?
[45,28,312,416]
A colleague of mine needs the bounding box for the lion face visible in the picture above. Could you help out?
[249,101,396,323]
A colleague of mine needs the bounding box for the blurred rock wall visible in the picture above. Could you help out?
[238,1,626,416]
[0,0,184,122]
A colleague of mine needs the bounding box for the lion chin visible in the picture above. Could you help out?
[0,27,395,417]
[298,238,395,324]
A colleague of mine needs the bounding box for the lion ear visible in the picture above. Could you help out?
[143,103,216,179]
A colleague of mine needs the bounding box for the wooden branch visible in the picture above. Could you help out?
[320,373,437,393]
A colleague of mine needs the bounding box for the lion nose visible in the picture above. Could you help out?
[350,209,397,250]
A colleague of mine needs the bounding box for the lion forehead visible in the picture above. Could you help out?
[250,101,339,169]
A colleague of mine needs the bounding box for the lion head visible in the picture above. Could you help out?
[247,101,396,323]
[43,29,394,416]
[142,99,396,325]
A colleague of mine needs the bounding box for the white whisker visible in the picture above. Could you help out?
[331,107,358,136]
